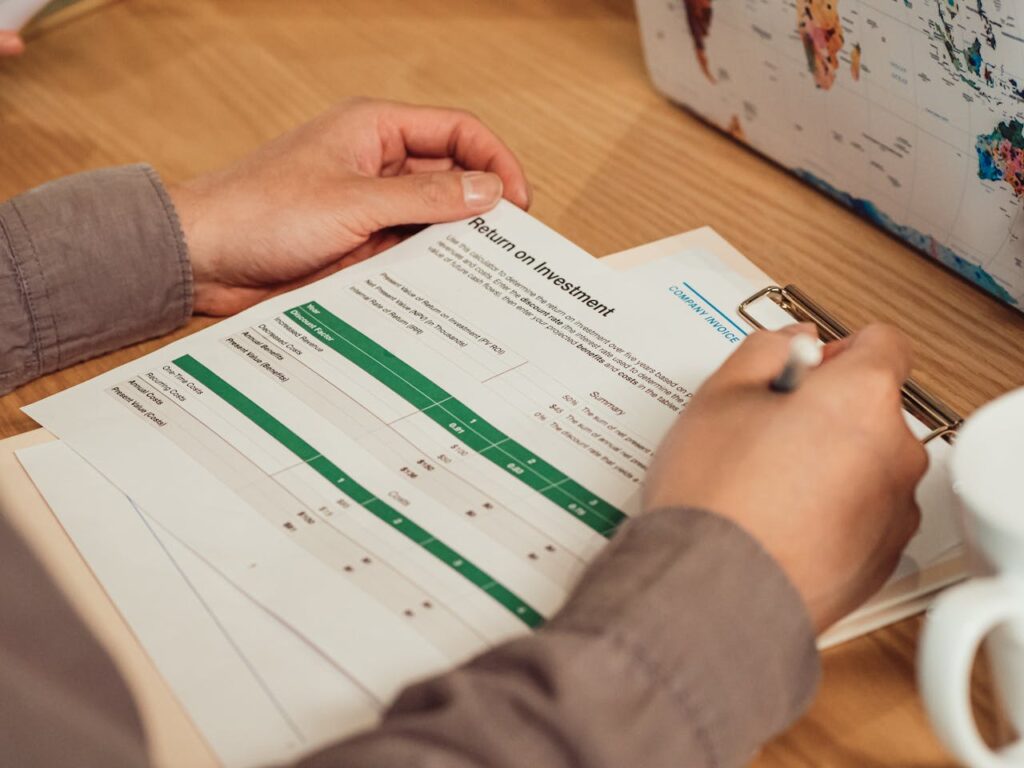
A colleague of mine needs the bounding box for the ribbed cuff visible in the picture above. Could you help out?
[550,507,821,767]
[0,164,192,393]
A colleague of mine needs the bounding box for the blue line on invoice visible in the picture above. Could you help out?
[681,282,748,337]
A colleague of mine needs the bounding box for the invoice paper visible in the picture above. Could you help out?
[27,201,750,722]
[605,234,961,574]
[601,233,964,647]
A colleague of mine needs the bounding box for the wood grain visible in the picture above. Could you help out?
[1,0,1019,764]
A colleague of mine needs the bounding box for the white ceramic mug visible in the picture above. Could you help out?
[920,387,1024,767]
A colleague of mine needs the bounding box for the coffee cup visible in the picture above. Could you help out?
[920,387,1024,766]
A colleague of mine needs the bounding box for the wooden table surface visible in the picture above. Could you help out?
[2,0,1021,765]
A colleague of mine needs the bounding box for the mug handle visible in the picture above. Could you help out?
[919,578,1024,768]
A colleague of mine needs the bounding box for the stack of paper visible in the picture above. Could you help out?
[16,204,964,766]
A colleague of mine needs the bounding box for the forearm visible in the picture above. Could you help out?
[0,165,192,394]
[301,508,820,768]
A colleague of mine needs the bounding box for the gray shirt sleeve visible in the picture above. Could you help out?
[301,508,820,768]
[0,164,192,394]
[0,168,821,767]
[0,513,149,768]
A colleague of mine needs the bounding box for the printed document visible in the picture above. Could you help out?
[27,201,750,722]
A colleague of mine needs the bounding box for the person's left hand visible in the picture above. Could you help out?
[170,98,531,316]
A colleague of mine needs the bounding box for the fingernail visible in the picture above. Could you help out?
[462,171,503,208]
[0,33,24,55]
[779,322,817,336]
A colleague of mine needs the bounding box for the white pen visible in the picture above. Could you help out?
[770,334,823,393]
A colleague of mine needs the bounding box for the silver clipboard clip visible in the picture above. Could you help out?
[738,285,961,445]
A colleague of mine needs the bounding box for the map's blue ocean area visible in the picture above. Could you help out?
[794,170,1017,305]
[976,141,1003,181]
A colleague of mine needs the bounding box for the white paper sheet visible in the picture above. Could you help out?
[17,439,377,767]
[0,0,50,29]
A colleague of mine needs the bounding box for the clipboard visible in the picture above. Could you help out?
[738,284,962,445]
[604,232,967,647]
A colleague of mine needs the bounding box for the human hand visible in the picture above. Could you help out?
[169,98,531,315]
[0,31,24,56]
[643,323,928,632]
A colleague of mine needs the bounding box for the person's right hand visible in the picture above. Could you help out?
[643,323,928,633]
[0,31,24,56]
[171,98,531,316]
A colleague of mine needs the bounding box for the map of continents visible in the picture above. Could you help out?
[639,0,1024,307]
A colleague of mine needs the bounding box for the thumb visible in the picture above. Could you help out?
[353,170,504,230]
[821,323,913,388]
[711,323,818,387]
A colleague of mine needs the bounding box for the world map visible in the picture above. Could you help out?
[637,0,1024,307]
